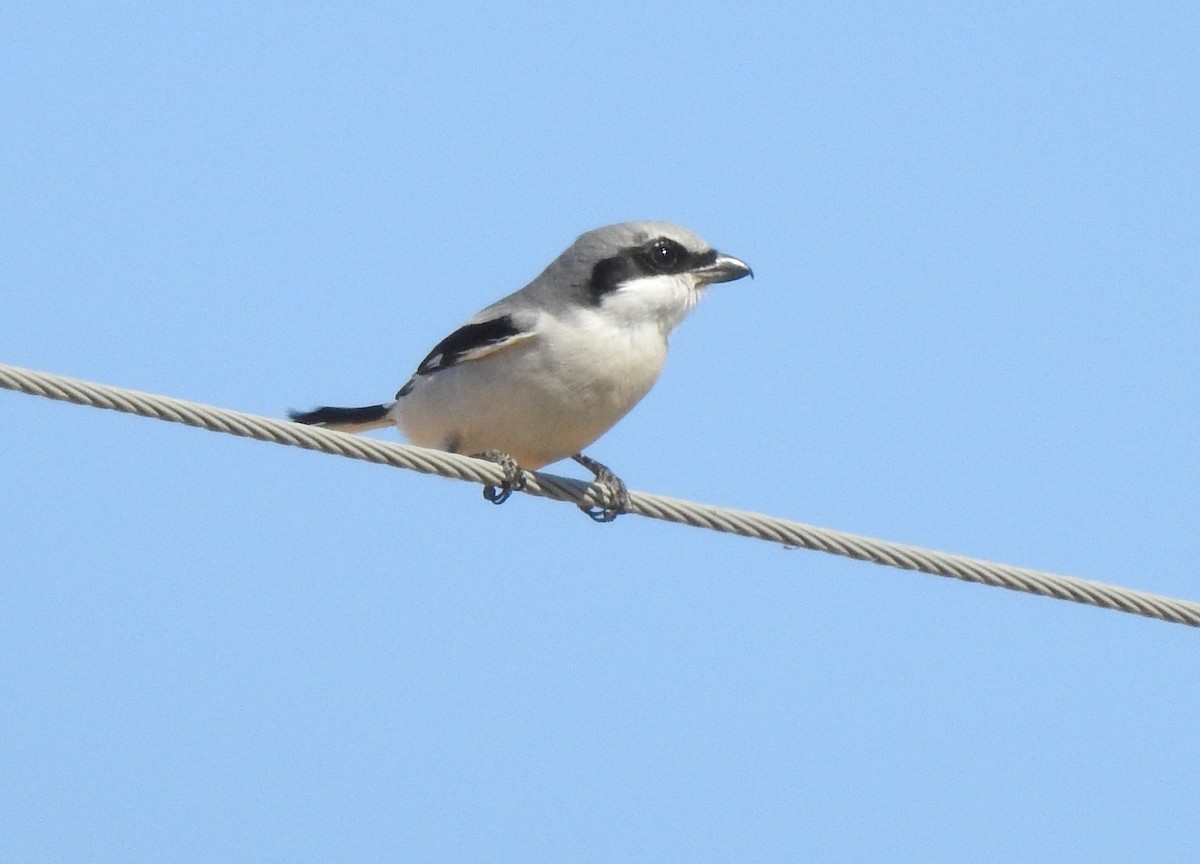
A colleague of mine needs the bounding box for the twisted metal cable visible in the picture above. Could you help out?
[3,361,1197,628]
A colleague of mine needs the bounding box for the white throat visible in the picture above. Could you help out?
[600,273,704,336]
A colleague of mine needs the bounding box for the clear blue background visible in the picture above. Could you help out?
[3,2,1198,861]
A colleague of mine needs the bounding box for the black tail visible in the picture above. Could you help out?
[288,404,391,432]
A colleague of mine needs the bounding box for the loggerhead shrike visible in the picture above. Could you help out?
[289,221,752,521]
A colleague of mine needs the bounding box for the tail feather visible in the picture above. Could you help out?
[288,403,392,433]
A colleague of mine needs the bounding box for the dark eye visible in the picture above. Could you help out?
[647,238,685,272]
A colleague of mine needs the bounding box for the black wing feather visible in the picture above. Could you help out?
[415,315,522,376]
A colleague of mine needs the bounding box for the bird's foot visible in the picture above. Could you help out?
[572,453,630,522]
[473,450,526,505]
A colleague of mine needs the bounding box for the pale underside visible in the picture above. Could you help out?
[391,308,670,469]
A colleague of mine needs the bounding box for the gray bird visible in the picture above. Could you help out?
[290,221,752,520]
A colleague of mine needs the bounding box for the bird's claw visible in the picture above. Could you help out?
[483,484,513,505]
[572,454,630,522]
[474,450,526,505]
[471,451,628,521]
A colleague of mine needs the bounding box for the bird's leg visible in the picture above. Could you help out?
[572,453,631,522]
[473,449,526,505]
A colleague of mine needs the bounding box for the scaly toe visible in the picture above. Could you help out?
[572,454,630,522]
[473,449,526,506]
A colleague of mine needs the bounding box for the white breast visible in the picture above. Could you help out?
[392,309,670,469]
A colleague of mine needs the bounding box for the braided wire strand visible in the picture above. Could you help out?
[3,362,1197,628]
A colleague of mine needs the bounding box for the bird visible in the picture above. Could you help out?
[289,221,752,521]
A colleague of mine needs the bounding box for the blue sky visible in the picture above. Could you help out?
[3,2,1198,861]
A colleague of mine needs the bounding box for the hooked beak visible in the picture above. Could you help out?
[693,252,754,286]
